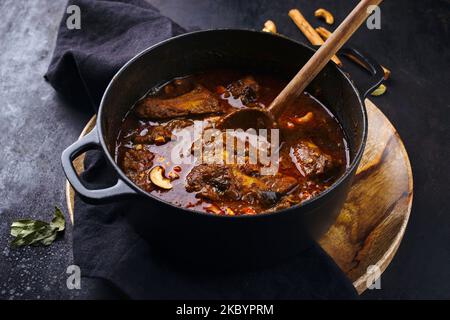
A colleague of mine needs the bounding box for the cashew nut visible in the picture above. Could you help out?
[149,166,173,190]
[293,111,314,124]
[262,20,277,33]
[315,8,334,25]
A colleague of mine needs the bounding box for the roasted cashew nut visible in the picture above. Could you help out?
[149,166,173,190]
[293,112,314,124]
[262,20,277,33]
[315,8,334,25]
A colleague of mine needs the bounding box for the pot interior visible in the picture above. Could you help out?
[99,30,365,170]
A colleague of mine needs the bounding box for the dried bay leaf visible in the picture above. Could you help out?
[51,207,65,232]
[10,207,66,247]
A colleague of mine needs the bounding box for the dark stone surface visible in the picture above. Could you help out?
[0,0,91,300]
[0,0,448,299]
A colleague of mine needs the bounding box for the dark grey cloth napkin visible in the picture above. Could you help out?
[46,0,358,299]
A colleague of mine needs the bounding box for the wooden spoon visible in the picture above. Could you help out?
[218,0,383,130]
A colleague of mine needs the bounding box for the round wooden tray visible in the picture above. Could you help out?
[66,99,413,294]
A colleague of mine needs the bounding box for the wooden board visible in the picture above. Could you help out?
[65,99,413,294]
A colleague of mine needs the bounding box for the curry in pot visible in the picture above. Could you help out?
[116,70,349,215]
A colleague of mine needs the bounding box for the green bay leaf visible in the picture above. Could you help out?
[11,220,49,237]
[12,225,55,247]
[50,207,65,232]
[10,207,66,248]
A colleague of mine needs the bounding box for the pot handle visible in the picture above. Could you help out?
[338,46,385,98]
[61,128,137,202]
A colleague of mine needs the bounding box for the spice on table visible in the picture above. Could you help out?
[315,8,334,25]
[262,20,277,33]
[10,207,66,247]
[288,9,342,66]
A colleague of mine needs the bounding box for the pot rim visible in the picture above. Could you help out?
[97,28,368,219]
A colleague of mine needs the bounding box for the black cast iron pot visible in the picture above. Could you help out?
[62,30,384,269]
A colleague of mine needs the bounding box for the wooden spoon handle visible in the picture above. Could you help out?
[269,0,383,117]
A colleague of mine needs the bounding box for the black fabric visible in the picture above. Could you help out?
[45,0,184,111]
[46,0,358,299]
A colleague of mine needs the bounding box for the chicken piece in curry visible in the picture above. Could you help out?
[116,70,349,215]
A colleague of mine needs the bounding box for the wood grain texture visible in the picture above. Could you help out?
[319,99,413,293]
[65,99,413,294]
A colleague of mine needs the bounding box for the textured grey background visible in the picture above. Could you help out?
[0,0,90,300]
[0,0,449,299]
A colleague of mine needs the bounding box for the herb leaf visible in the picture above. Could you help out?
[11,220,48,237]
[371,84,387,96]
[12,225,54,247]
[10,207,66,248]
[51,207,65,232]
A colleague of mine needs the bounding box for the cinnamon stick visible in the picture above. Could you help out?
[288,9,342,66]
[315,26,333,40]
[315,26,391,80]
